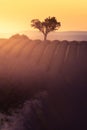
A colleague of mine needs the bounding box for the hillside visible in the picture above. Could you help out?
[0,38,86,85]
[0,37,87,129]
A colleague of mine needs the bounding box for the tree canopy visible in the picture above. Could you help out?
[31,16,61,41]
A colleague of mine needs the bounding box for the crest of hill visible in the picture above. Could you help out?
[10,34,30,40]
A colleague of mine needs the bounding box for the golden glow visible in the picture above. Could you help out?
[0,0,87,37]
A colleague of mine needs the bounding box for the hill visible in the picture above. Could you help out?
[0,38,87,129]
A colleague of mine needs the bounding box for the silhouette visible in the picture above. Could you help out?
[31,16,61,41]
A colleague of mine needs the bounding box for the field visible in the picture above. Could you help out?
[0,35,87,129]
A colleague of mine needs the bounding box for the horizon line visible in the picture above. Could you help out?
[1,30,87,34]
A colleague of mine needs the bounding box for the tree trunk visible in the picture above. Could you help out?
[44,34,47,41]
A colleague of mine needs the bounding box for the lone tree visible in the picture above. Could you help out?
[31,16,61,41]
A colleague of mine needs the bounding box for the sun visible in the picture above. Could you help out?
[0,21,24,38]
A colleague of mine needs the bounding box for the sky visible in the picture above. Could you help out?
[0,0,87,37]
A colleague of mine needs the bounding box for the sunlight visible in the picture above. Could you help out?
[0,0,87,34]
[0,22,20,33]
[0,21,25,38]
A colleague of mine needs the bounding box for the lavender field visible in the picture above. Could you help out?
[0,35,87,130]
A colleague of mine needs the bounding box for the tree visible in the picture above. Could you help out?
[31,16,61,41]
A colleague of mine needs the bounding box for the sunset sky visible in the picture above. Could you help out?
[0,0,87,37]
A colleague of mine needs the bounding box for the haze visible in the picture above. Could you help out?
[0,0,87,37]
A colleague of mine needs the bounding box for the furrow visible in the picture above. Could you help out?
[36,44,48,64]
[16,40,29,57]
[64,42,78,65]
[27,43,47,67]
[64,44,71,63]
[48,43,65,72]
[76,43,80,60]
[46,43,58,71]
[26,42,40,58]
[37,43,61,72]
[5,39,23,54]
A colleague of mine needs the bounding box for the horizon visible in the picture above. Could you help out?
[0,31,87,41]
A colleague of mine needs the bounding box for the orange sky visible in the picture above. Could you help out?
[0,0,87,37]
